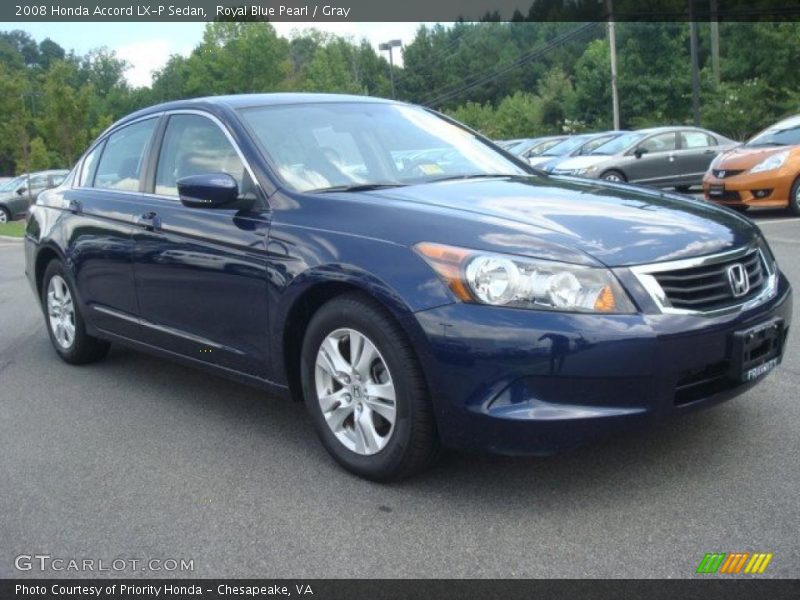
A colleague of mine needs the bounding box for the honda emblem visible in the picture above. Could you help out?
[726,263,750,297]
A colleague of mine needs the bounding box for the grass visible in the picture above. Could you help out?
[0,220,25,238]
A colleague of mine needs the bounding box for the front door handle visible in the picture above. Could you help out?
[134,211,161,231]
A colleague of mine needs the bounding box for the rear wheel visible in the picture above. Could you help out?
[601,170,626,183]
[41,260,110,364]
[790,177,800,216]
[0,206,10,224]
[300,293,438,481]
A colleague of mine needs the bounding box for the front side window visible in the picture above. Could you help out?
[639,132,677,154]
[155,114,245,197]
[239,102,528,193]
[93,119,157,191]
[27,175,48,192]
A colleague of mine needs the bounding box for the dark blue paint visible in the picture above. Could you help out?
[24,94,793,456]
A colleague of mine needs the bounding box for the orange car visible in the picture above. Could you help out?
[703,115,800,215]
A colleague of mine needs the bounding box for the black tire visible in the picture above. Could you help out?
[41,260,110,365]
[300,292,439,481]
[600,169,626,182]
[0,206,10,224]
[789,177,800,216]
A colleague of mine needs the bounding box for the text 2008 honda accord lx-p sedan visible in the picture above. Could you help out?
[25,94,792,480]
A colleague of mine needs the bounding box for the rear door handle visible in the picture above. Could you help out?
[134,211,161,231]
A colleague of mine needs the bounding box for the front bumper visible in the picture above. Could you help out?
[409,272,792,455]
[702,169,793,208]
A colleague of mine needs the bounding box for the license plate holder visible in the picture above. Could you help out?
[708,184,725,197]
[730,318,784,383]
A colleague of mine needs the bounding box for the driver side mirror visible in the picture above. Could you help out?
[634,147,648,159]
[16,186,27,196]
[177,173,239,209]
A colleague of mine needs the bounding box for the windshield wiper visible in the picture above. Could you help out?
[425,173,518,184]
[747,142,786,147]
[307,182,408,193]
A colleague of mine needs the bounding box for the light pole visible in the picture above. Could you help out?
[605,0,620,130]
[379,39,402,99]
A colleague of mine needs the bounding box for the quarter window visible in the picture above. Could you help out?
[93,119,157,191]
[79,143,103,187]
[155,114,245,197]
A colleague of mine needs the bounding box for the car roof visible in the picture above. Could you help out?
[635,125,712,135]
[111,93,399,131]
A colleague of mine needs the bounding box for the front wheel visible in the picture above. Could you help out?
[300,293,439,481]
[41,260,110,364]
[0,206,10,224]
[790,177,800,216]
[600,170,626,182]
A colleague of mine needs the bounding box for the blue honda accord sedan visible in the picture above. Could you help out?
[25,94,792,480]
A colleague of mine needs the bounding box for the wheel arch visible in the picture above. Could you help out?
[276,268,432,404]
[34,244,66,301]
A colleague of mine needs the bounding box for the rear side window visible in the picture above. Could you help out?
[155,114,245,197]
[93,119,157,191]
[681,131,716,148]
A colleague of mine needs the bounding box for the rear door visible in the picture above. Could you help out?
[131,111,272,378]
[626,131,681,186]
[64,116,160,338]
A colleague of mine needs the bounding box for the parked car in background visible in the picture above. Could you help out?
[0,170,69,223]
[552,127,737,191]
[508,136,568,163]
[495,138,526,150]
[24,94,791,481]
[703,115,800,214]
[530,131,628,172]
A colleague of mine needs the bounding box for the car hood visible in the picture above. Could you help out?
[714,144,796,170]
[551,155,612,171]
[369,176,757,267]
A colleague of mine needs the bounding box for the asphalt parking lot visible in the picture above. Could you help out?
[0,211,798,579]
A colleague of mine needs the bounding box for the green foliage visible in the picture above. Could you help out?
[0,21,799,173]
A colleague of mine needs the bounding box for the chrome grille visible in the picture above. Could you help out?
[651,249,766,312]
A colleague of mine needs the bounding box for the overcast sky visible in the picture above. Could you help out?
[14,22,430,87]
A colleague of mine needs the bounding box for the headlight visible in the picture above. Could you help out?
[574,165,599,176]
[414,243,636,313]
[750,150,789,173]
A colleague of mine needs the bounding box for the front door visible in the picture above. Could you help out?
[131,112,272,378]
[626,131,681,186]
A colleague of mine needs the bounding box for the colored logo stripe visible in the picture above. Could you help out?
[697,552,773,574]
[745,553,773,574]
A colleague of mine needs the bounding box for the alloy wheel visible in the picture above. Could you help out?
[314,328,397,455]
[0,210,7,224]
[47,275,76,349]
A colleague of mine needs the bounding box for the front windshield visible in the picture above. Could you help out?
[579,134,617,155]
[539,135,592,157]
[0,175,25,192]
[590,132,644,155]
[746,119,800,147]
[239,102,529,192]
